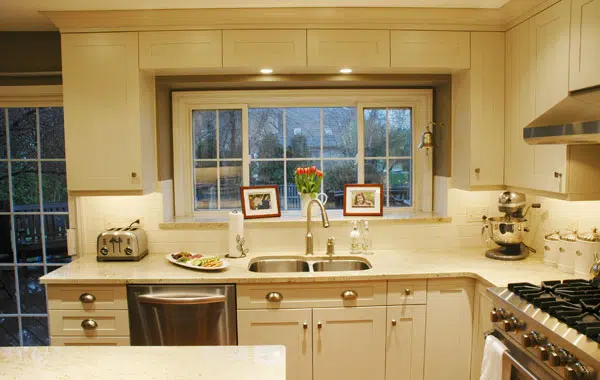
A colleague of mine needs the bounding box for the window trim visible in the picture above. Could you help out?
[173,89,433,217]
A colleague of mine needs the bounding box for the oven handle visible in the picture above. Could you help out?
[502,350,539,380]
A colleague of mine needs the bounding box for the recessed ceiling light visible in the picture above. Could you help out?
[260,68,274,74]
[339,68,353,74]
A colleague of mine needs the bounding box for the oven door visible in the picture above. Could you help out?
[503,351,539,380]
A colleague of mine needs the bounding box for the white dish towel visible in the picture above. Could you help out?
[480,334,508,380]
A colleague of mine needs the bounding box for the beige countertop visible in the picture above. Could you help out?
[41,248,583,287]
[0,345,285,380]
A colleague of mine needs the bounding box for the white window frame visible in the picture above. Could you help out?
[173,89,433,217]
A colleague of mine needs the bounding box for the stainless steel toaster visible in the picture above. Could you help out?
[97,227,149,262]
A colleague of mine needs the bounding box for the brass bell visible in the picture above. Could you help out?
[418,122,442,155]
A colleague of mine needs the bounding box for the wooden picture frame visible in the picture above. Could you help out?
[240,185,281,219]
[343,184,384,216]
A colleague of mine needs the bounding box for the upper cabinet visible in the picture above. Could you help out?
[391,31,470,72]
[139,31,222,71]
[223,30,307,70]
[569,0,600,91]
[307,30,390,70]
[452,32,505,190]
[61,32,156,194]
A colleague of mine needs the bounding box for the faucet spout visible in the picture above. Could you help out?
[305,198,330,255]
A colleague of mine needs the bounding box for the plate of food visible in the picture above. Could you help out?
[166,252,230,271]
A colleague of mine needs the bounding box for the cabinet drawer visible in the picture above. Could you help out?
[237,281,387,309]
[387,280,427,305]
[51,336,130,346]
[47,285,127,310]
[49,310,130,337]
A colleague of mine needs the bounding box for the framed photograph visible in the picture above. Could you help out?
[240,186,281,219]
[343,184,384,216]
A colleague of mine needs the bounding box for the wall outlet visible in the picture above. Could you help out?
[104,216,144,229]
[466,206,488,223]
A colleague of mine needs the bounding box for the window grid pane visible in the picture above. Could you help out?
[0,106,69,347]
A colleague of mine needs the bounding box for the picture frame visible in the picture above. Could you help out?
[240,185,281,219]
[343,184,384,216]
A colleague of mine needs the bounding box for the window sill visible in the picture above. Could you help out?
[159,211,451,230]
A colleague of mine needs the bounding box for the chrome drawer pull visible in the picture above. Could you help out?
[266,292,283,302]
[79,293,96,303]
[81,319,98,330]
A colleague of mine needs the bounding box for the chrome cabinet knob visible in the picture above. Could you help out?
[81,319,98,330]
[404,288,411,296]
[265,292,283,302]
[341,290,358,300]
[391,319,397,326]
[79,293,96,303]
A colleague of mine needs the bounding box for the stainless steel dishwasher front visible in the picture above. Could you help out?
[127,284,237,346]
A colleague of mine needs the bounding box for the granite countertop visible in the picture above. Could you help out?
[41,248,583,287]
[0,345,285,380]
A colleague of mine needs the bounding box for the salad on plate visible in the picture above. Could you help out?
[170,252,225,268]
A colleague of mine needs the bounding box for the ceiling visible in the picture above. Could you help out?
[1,0,512,31]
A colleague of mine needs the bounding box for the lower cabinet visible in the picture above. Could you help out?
[386,306,426,380]
[238,308,313,380]
[470,282,495,380]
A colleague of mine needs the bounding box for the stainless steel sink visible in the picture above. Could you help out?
[248,257,310,273]
[312,258,372,272]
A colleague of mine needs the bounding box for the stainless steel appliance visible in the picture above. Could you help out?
[487,279,600,379]
[97,225,148,262]
[482,191,540,261]
[128,284,237,346]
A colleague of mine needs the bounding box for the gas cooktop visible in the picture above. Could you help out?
[508,279,600,343]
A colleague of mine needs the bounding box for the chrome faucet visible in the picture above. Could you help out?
[305,199,330,255]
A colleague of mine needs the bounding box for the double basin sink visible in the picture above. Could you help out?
[248,256,372,273]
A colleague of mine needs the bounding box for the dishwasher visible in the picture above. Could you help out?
[127,284,237,346]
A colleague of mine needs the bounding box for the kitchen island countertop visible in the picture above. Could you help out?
[0,345,285,380]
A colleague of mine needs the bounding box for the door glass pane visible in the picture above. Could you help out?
[220,161,242,209]
[0,162,9,212]
[15,215,42,264]
[0,108,6,159]
[0,317,20,346]
[193,110,217,159]
[194,161,217,210]
[22,317,49,346]
[45,214,70,264]
[286,160,321,210]
[0,216,13,263]
[323,107,357,158]
[11,162,39,212]
[389,108,412,157]
[365,159,387,206]
[8,108,37,159]
[286,108,320,158]
[323,160,357,210]
[389,159,411,207]
[363,109,386,157]
[219,110,242,159]
[0,268,16,314]
[39,107,65,159]
[41,162,67,211]
[249,108,283,159]
[18,266,46,313]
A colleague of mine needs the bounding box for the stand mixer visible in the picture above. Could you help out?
[481,191,540,261]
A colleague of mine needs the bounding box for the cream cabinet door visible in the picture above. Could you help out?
[570,0,600,91]
[424,279,474,380]
[307,30,390,69]
[313,306,386,380]
[386,305,426,380]
[223,30,307,69]
[238,309,312,380]
[470,283,494,380]
[139,31,222,70]
[391,31,470,72]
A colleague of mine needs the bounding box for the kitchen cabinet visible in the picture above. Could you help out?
[452,32,505,190]
[139,31,222,71]
[238,309,313,380]
[424,278,474,380]
[307,30,390,70]
[386,305,426,380]
[570,0,600,91]
[390,31,470,72]
[313,307,386,380]
[61,32,156,194]
[470,282,494,380]
[223,30,307,70]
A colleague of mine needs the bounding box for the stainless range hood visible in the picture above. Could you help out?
[523,86,600,145]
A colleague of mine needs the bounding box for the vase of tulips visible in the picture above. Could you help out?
[294,166,328,217]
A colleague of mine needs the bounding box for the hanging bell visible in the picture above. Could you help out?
[418,125,434,155]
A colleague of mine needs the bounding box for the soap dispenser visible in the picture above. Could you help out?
[350,221,361,254]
